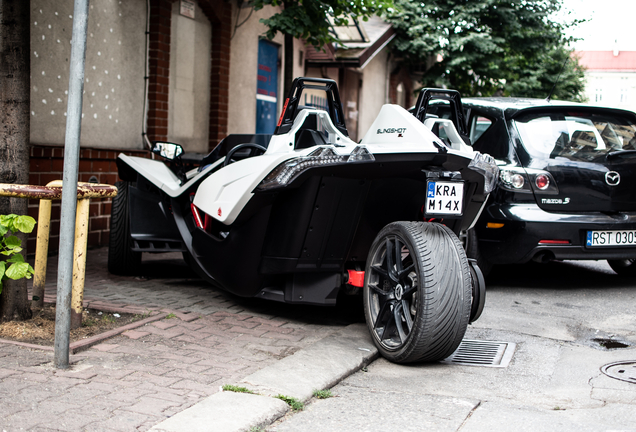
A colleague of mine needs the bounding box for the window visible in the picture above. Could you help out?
[595,88,603,103]
[513,110,636,162]
[470,116,493,143]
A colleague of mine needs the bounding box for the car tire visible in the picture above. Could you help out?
[607,259,636,276]
[464,228,493,277]
[108,181,141,275]
[363,221,471,364]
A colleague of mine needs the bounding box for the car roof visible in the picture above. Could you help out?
[460,97,636,119]
[461,97,583,109]
[463,96,636,112]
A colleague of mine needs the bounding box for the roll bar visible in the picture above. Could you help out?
[274,77,348,137]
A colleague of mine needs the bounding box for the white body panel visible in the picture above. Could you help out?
[117,153,222,198]
[359,104,475,157]
[193,153,287,224]
[120,104,477,226]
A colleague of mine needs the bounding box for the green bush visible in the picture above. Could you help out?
[0,214,36,294]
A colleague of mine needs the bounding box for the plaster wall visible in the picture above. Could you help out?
[30,0,146,149]
[358,48,390,137]
[167,1,211,153]
[228,5,282,134]
[227,4,308,135]
[584,72,636,113]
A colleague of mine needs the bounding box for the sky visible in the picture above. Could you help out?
[558,0,636,51]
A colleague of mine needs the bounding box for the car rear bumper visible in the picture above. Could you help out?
[475,203,636,264]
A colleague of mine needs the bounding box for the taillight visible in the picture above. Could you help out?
[535,174,550,190]
[499,167,559,195]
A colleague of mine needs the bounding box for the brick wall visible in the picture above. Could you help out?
[24,0,234,256]
[202,0,232,150]
[27,144,150,254]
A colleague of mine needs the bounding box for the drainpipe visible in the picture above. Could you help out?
[141,0,152,149]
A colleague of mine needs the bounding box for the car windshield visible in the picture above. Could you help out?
[512,110,636,162]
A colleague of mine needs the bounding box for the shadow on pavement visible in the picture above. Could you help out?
[487,259,635,290]
[137,253,366,327]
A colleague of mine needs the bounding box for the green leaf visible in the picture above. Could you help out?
[0,214,17,226]
[4,235,22,248]
[13,215,36,234]
[5,261,31,280]
[7,253,25,264]
[0,224,7,237]
[0,261,5,280]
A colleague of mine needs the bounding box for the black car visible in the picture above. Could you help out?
[427,97,636,276]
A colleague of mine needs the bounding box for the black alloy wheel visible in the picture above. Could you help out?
[364,221,471,364]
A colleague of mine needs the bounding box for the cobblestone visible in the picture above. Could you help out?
[0,248,357,431]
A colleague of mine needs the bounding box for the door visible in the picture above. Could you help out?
[256,40,279,134]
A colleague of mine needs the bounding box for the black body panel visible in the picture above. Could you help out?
[177,152,487,303]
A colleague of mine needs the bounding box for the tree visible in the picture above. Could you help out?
[0,0,32,321]
[250,0,393,97]
[386,0,585,100]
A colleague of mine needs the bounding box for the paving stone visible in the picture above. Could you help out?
[125,372,184,387]
[143,327,186,339]
[120,395,181,416]
[106,387,155,404]
[0,400,31,418]
[91,343,120,352]
[9,247,349,431]
[169,379,220,394]
[1,410,47,430]
[151,321,178,330]
[93,409,151,431]
[0,368,18,379]
[54,369,98,380]
[245,316,288,327]
[122,330,151,340]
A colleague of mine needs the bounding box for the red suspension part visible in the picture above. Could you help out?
[346,270,365,288]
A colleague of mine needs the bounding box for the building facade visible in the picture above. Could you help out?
[576,50,636,113]
[26,0,408,252]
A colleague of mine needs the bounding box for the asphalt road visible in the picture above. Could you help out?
[266,260,636,432]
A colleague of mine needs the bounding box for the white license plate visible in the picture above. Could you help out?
[586,230,636,247]
[425,181,464,215]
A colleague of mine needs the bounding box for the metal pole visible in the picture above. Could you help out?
[54,0,90,369]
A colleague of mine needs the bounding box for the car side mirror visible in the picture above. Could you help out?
[152,142,183,160]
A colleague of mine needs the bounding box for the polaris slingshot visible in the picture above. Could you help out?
[109,78,498,364]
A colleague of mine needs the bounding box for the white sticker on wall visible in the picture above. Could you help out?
[180,0,195,19]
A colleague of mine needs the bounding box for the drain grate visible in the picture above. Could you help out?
[441,339,516,368]
[601,361,636,384]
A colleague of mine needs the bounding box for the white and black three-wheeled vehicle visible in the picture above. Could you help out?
[109,77,498,363]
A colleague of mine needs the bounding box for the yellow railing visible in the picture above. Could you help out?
[0,181,117,328]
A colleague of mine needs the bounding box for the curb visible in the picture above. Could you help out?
[0,311,169,353]
[150,323,378,432]
[0,301,200,354]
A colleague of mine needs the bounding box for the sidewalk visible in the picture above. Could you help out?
[0,248,361,431]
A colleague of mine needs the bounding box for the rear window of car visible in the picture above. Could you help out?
[512,110,636,162]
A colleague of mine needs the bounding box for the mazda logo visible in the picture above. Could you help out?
[605,171,621,186]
